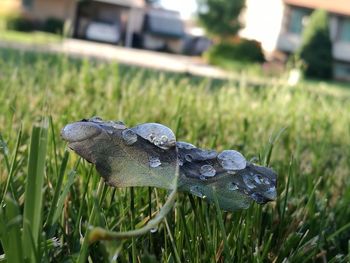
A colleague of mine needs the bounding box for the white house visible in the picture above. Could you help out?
[240,0,350,81]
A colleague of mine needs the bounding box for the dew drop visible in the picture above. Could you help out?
[263,187,277,200]
[90,116,103,122]
[200,150,217,159]
[122,129,137,145]
[185,154,193,162]
[149,156,161,168]
[176,141,196,150]
[217,150,247,171]
[228,182,239,191]
[131,123,176,150]
[243,174,256,189]
[253,174,263,184]
[200,165,216,178]
[111,121,126,129]
[150,227,158,233]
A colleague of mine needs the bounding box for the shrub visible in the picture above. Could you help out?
[297,9,333,79]
[205,39,265,66]
[43,18,64,35]
[6,16,36,32]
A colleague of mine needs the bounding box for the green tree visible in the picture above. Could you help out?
[297,9,333,79]
[197,0,245,40]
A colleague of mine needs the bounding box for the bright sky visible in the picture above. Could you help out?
[160,0,198,19]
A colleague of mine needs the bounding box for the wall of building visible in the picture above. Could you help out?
[239,0,285,54]
[22,0,76,22]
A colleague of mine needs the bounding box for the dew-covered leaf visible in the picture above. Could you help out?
[61,117,277,211]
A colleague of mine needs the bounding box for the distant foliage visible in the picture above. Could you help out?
[43,18,64,34]
[6,16,36,32]
[197,0,245,39]
[6,16,63,35]
[205,38,265,65]
[297,9,333,79]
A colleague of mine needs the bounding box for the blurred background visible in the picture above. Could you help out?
[1,0,350,81]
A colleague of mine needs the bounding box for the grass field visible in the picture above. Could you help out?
[0,48,350,262]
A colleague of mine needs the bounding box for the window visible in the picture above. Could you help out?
[287,7,310,34]
[22,0,33,9]
[339,18,350,42]
[334,63,350,81]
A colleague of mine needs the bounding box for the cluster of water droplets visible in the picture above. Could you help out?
[131,123,176,150]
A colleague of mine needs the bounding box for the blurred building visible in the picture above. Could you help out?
[20,0,208,55]
[240,0,350,81]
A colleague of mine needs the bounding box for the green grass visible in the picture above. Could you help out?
[0,48,350,262]
[0,29,62,45]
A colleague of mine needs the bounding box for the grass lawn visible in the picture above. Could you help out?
[0,29,62,45]
[0,48,349,262]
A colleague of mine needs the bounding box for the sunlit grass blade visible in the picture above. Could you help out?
[263,127,286,166]
[22,120,48,262]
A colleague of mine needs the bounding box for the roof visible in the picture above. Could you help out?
[93,0,145,8]
[284,0,350,16]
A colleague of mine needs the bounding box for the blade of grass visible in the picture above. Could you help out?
[0,195,24,263]
[22,120,48,262]
[212,189,230,261]
[45,150,69,230]
[77,178,105,263]
[1,126,22,203]
[263,127,286,166]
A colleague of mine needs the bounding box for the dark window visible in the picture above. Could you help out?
[144,10,184,39]
[339,18,350,42]
[287,7,310,34]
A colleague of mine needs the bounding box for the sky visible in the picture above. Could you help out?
[160,0,198,19]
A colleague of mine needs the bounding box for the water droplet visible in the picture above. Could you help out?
[217,150,247,171]
[176,141,196,150]
[149,156,161,168]
[253,174,262,184]
[111,121,126,129]
[263,187,277,200]
[150,227,158,233]
[122,129,137,145]
[190,186,204,198]
[243,174,256,189]
[200,165,216,178]
[228,182,239,191]
[90,116,103,122]
[178,159,184,166]
[131,123,176,150]
[185,154,193,162]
